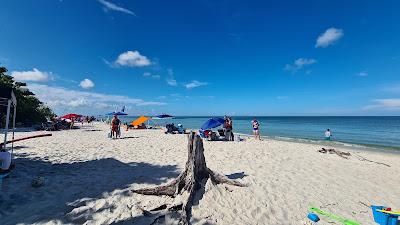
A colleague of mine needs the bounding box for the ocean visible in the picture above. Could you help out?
[117,116,400,151]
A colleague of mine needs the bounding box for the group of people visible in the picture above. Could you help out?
[107,115,332,141]
[81,116,96,124]
[165,123,185,134]
[223,116,261,141]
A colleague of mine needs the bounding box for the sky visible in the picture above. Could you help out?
[1,0,400,116]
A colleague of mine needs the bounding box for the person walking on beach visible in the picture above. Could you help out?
[252,118,261,140]
[111,115,121,139]
[325,129,332,140]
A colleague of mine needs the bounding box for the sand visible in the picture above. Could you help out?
[0,122,399,225]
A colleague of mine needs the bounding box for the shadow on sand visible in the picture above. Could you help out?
[117,136,141,140]
[226,171,248,180]
[0,152,180,225]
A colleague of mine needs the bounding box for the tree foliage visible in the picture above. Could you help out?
[0,66,55,126]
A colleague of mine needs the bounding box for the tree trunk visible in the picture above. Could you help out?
[133,132,246,225]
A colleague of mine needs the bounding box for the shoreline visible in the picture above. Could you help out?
[184,126,400,154]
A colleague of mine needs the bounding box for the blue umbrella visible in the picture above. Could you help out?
[106,111,128,116]
[201,117,225,130]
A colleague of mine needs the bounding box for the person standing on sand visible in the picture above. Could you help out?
[224,116,233,141]
[325,129,332,140]
[252,118,261,140]
[111,115,121,139]
[70,118,75,129]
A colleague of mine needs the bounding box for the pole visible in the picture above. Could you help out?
[3,100,11,150]
[11,104,16,160]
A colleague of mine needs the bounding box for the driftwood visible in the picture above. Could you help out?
[318,148,391,167]
[318,148,351,159]
[132,132,246,225]
[353,153,391,167]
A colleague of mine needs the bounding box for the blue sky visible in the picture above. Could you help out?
[1,0,400,116]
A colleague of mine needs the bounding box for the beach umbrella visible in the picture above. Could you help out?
[61,114,82,120]
[200,117,225,130]
[131,116,150,126]
[105,111,128,116]
[153,114,174,119]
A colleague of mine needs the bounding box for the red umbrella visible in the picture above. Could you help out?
[61,114,82,120]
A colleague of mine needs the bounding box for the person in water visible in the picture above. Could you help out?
[111,115,121,138]
[252,118,261,140]
[324,129,332,140]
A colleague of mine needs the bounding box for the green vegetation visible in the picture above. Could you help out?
[0,66,55,126]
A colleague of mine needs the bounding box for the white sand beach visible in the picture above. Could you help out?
[1,122,399,225]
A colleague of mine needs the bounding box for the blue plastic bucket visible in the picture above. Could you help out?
[371,205,399,225]
[308,213,320,222]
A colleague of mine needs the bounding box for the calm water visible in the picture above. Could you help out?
[118,116,400,150]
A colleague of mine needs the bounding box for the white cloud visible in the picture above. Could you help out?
[185,80,208,89]
[315,28,344,48]
[285,58,317,73]
[11,68,52,82]
[294,58,317,67]
[363,99,400,111]
[98,0,135,16]
[166,69,177,86]
[79,79,95,89]
[143,72,160,79]
[114,51,151,67]
[357,71,368,77]
[28,84,165,111]
[166,78,177,86]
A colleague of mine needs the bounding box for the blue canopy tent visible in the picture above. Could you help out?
[201,117,225,130]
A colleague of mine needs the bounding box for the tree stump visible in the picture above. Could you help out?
[133,132,246,225]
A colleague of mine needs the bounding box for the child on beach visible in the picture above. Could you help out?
[325,129,332,140]
[252,118,261,140]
